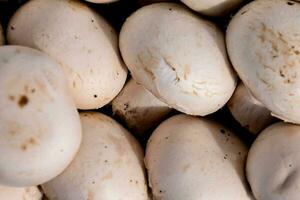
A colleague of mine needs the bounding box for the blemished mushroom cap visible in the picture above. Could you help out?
[0,185,42,200]
[227,0,300,124]
[42,112,149,200]
[246,122,300,200]
[7,0,127,110]
[0,46,82,187]
[227,82,274,134]
[120,3,237,116]
[145,114,253,200]
[112,79,172,139]
[181,0,244,16]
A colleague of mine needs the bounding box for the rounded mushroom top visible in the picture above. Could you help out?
[120,3,237,116]
[145,114,252,200]
[42,112,148,200]
[0,186,42,200]
[0,46,82,187]
[227,0,300,123]
[7,0,127,110]
[247,122,300,200]
[181,0,244,16]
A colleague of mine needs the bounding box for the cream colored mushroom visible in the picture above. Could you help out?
[120,3,237,116]
[7,0,127,110]
[42,112,148,200]
[181,0,244,16]
[112,79,172,139]
[145,114,253,200]
[227,82,274,134]
[247,122,300,200]
[227,0,300,124]
[0,185,42,200]
[0,46,81,187]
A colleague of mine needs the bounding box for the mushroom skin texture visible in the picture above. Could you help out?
[112,79,172,139]
[42,112,149,200]
[227,82,274,135]
[181,0,244,16]
[7,0,127,110]
[0,46,82,187]
[145,114,253,200]
[247,122,300,200]
[120,3,237,116]
[0,186,42,200]
[84,0,119,3]
[227,0,300,124]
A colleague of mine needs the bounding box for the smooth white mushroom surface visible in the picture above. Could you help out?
[227,0,300,124]
[112,79,172,138]
[247,122,300,200]
[120,3,237,116]
[0,185,42,200]
[181,0,244,16]
[227,82,274,134]
[0,46,82,187]
[7,0,127,110]
[42,112,148,200]
[145,114,253,200]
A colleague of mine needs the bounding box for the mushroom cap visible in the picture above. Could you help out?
[246,122,300,200]
[0,185,42,200]
[227,82,274,134]
[227,0,300,124]
[42,112,148,200]
[0,46,82,187]
[145,114,253,200]
[7,0,127,110]
[120,3,237,116]
[181,0,244,16]
[112,79,172,138]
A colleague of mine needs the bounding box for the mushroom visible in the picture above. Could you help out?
[180,0,244,16]
[226,0,300,124]
[0,185,42,200]
[227,82,275,135]
[112,79,172,140]
[42,112,149,200]
[246,122,300,200]
[120,3,237,116]
[145,114,253,200]
[0,46,82,187]
[7,0,127,110]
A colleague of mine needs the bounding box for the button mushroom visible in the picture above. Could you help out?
[227,82,275,135]
[247,122,300,200]
[181,0,244,16]
[42,112,149,200]
[7,0,127,110]
[227,0,300,124]
[120,3,237,116]
[0,46,82,187]
[0,185,42,200]
[145,114,253,200]
[112,79,172,140]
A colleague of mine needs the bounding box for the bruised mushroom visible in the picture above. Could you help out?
[7,0,127,110]
[120,3,237,116]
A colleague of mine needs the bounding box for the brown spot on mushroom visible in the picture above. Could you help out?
[295,50,300,55]
[241,10,248,15]
[8,95,15,101]
[72,81,76,88]
[287,1,295,6]
[123,103,129,111]
[10,25,15,30]
[94,95,98,98]
[144,67,156,80]
[182,164,190,172]
[87,190,94,200]
[183,65,190,80]
[18,95,29,108]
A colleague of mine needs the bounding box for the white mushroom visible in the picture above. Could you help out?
[120,3,237,116]
[227,0,300,124]
[7,0,127,110]
[227,82,274,134]
[247,122,300,200]
[145,114,253,200]
[0,46,81,187]
[112,79,172,139]
[42,112,149,200]
[181,0,244,16]
[0,185,42,200]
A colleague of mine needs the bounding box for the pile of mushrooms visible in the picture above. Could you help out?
[0,0,300,199]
